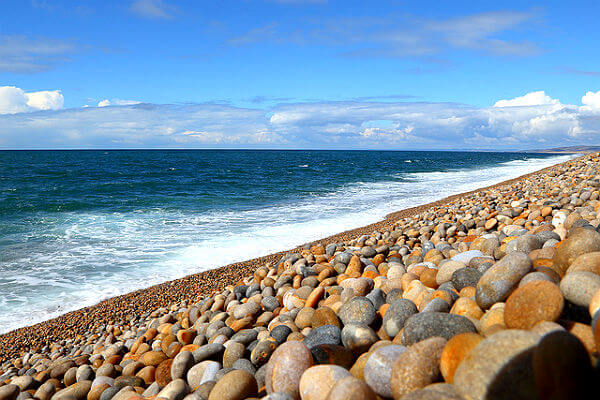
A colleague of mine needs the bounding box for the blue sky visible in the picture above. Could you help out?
[1,0,600,149]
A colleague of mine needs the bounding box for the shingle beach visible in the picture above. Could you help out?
[0,152,598,400]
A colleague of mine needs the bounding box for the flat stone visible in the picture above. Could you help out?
[171,351,194,380]
[451,250,484,264]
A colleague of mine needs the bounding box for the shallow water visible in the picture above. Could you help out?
[0,150,576,332]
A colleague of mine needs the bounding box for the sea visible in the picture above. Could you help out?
[0,150,577,333]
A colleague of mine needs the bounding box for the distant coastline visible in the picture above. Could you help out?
[520,145,600,154]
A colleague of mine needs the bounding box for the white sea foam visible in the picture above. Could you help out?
[0,153,577,333]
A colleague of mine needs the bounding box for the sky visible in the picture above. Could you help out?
[1,0,600,150]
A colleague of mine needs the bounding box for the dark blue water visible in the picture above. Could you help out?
[0,150,574,332]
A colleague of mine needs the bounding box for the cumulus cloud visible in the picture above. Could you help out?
[581,90,600,110]
[0,86,63,114]
[494,91,560,107]
[1,90,600,149]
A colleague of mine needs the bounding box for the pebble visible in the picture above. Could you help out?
[340,325,379,355]
[303,325,342,349]
[439,332,482,383]
[435,261,467,285]
[453,330,540,400]
[363,345,407,398]
[553,227,600,276]
[265,341,313,399]
[390,337,447,398]
[532,331,595,399]
[312,307,340,329]
[208,370,257,400]
[475,251,532,309]
[298,365,351,400]
[504,280,564,329]
[324,376,376,400]
[337,297,376,326]
[401,312,477,346]
[0,386,19,400]
[382,299,418,338]
[559,270,600,307]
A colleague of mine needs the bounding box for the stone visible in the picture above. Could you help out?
[553,227,600,276]
[250,339,277,366]
[309,344,353,368]
[265,341,314,399]
[223,341,245,368]
[303,325,342,350]
[504,280,564,329]
[208,370,257,400]
[566,251,600,276]
[187,360,220,389]
[156,379,188,400]
[476,251,532,309]
[141,351,168,367]
[390,337,447,398]
[559,270,600,307]
[192,344,224,363]
[382,299,418,338]
[532,331,595,399]
[440,333,483,383]
[435,261,467,285]
[233,301,261,319]
[324,376,376,400]
[451,250,484,264]
[401,312,477,346]
[0,385,19,400]
[401,383,464,400]
[312,307,340,329]
[52,381,92,400]
[451,268,482,292]
[338,297,376,326]
[453,330,540,400]
[298,365,351,400]
[34,382,56,400]
[171,351,194,380]
[363,345,407,398]
[340,325,379,355]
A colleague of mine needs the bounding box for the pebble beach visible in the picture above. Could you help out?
[1,152,599,400]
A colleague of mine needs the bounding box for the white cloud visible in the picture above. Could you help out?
[0,86,63,114]
[581,90,600,110]
[494,91,560,107]
[130,0,176,19]
[97,99,141,107]
[1,90,600,149]
[26,90,64,110]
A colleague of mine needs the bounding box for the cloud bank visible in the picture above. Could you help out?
[1,87,600,150]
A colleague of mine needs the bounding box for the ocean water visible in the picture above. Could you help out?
[0,150,576,333]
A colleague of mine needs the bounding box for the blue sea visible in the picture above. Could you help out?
[0,150,576,332]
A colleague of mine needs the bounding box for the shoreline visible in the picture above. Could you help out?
[0,153,583,361]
